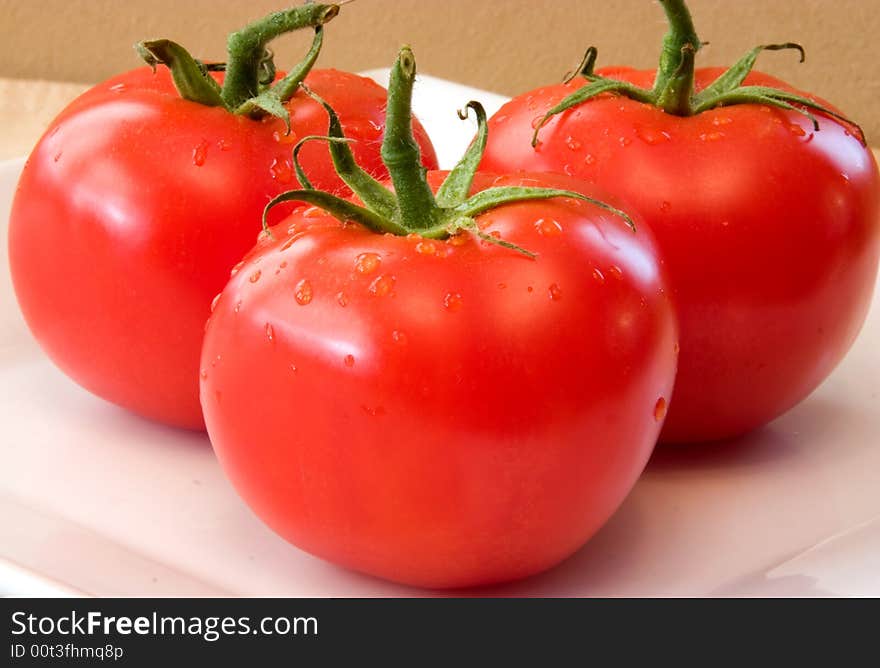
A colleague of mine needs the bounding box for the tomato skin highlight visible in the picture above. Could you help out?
[482,68,880,443]
[201,172,677,588]
[8,66,438,429]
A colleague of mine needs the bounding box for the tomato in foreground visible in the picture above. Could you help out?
[481,0,880,443]
[8,5,438,429]
[201,49,677,588]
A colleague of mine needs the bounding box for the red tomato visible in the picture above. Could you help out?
[482,67,880,443]
[201,171,677,588]
[8,66,438,429]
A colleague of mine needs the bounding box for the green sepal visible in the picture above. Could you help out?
[299,86,398,219]
[455,187,636,232]
[291,135,356,190]
[564,47,599,83]
[695,42,805,103]
[263,190,409,237]
[269,27,325,104]
[236,90,290,132]
[453,217,537,259]
[135,39,225,107]
[435,102,489,208]
[694,85,862,137]
[531,77,652,147]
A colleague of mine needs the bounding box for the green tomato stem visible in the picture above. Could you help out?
[652,0,701,115]
[380,47,442,231]
[221,3,339,110]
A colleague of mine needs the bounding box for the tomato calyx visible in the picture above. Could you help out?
[532,0,865,146]
[135,3,339,131]
[264,47,634,256]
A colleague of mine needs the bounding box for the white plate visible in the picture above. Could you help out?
[2,73,879,597]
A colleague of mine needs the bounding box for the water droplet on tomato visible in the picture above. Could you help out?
[369,274,396,297]
[295,279,313,305]
[636,126,671,145]
[280,232,306,252]
[565,136,582,151]
[336,291,349,307]
[527,286,534,293]
[355,252,382,275]
[109,83,126,93]
[584,153,596,165]
[290,363,298,373]
[563,164,575,176]
[654,397,668,421]
[199,369,207,380]
[494,114,509,124]
[392,330,408,346]
[535,218,563,236]
[233,300,242,313]
[699,131,724,142]
[660,201,672,213]
[217,138,231,151]
[443,292,463,311]
[270,157,293,183]
[618,136,632,147]
[344,354,355,367]
[497,282,507,290]
[265,323,275,342]
[608,265,623,280]
[415,240,438,255]
[192,140,209,166]
[673,342,680,354]
[592,267,605,284]
[548,283,563,301]
[273,129,298,145]
[712,116,733,126]
[249,270,262,283]
[53,151,63,162]
[303,206,324,218]
[210,293,221,312]
[788,124,807,137]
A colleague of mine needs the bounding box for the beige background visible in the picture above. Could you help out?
[1,0,879,140]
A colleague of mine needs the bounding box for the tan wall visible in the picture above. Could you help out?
[2,0,879,139]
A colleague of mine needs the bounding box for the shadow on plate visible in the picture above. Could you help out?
[645,394,864,474]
